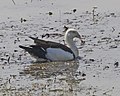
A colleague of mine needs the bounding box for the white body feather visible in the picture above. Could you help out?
[46,48,74,61]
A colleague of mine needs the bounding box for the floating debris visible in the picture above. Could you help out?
[41,33,63,38]
[114,62,119,68]
[48,12,53,15]
[73,9,77,13]
[20,18,27,23]
[103,66,109,70]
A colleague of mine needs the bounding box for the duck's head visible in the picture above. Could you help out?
[65,28,85,44]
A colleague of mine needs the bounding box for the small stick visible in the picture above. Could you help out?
[12,0,16,5]
[92,6,97,22]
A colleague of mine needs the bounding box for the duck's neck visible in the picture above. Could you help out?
[65,37,78,58]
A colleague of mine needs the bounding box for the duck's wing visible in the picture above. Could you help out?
[29,36,59,46]
[29,37,73,53]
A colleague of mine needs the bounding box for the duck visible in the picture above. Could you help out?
[19,28,84,62]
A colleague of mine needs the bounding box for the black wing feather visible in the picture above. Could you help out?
[29,37,74,54]
[19,45,47,59]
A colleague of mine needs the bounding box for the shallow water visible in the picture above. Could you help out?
[0,60,86,96]
[1,0,120,96]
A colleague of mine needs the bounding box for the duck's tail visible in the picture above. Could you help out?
[19,45,47,60]
[19,45,31,51]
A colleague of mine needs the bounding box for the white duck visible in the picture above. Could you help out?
[19,28,84,62]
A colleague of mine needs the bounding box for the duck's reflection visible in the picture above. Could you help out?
[20,60,85,95]
[22,60,79,78]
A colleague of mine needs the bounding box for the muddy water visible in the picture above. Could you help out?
[0,60,85,95]
[0,2,86,95]
[1,0,120,96]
